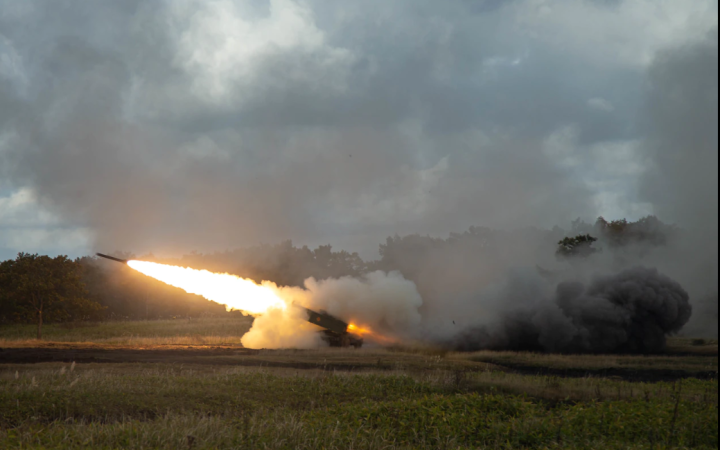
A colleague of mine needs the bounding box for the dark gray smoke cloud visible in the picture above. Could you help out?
[636,30,719,336]
[451,267,692,353]
[408,30,719,343]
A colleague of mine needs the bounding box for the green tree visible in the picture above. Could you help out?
[556,234,599,259]
[0,259,15,323]
[0,253,104,339]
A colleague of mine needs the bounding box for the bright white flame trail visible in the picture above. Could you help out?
[127,260,286,315]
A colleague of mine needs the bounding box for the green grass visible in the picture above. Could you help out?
[0,320,717,449]
[0,363,716,449]
[467,350,718,375]
[304,393,716,449]
[0,317,253,345]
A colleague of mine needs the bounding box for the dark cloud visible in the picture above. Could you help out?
[0,0,612,257]
[0,1,716,266]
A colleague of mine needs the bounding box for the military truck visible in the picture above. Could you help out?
[303,308,364,348]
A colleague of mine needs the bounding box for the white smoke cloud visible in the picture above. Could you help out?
[240,271,423,349]
[240,305,322,349]
[304,271,423,332]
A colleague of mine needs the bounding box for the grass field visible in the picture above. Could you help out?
[0,317,254,346]
[0,319,717,449]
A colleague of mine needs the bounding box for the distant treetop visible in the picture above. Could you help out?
[556,234,599,259]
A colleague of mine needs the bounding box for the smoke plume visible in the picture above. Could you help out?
[303,271,423,334]
[241,305,323,350]
[637,31,719,335]
[240,271,423,348]
[237,263,693,353]
[451,267,691,353]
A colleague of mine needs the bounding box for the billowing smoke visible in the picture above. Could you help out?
[451,267,691,353]
[303,271,423,334]
[237,263,692,353]
[240,271,423,348]
[241,306,323,350]
[637,32,719,335]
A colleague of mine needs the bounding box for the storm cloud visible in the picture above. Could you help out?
[0,0,715,259]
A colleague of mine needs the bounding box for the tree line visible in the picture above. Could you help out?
[0,216,678,338]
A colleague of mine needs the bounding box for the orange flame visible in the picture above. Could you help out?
[347,323,371,335]
[348,323,398,345]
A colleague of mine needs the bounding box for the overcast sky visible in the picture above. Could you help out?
[0,0,717,260]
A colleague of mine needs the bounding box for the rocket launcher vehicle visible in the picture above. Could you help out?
[302,307,364,348]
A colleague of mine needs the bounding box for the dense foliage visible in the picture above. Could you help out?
[556,234,599,259]
[0,253,104,337]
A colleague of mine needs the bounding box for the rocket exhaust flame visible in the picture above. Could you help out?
[347,324,370,334]
[126,260,287,315]
[347,324,397,345]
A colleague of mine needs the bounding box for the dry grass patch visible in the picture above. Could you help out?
[0,317,253,345]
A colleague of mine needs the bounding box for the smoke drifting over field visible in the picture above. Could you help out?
[236,262,694,352]
[240,271,423,349]
[1,2,717,349]
[451,267,692,353]
[241,305,323,350]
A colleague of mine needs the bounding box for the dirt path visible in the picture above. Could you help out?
[0,345,259,365]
